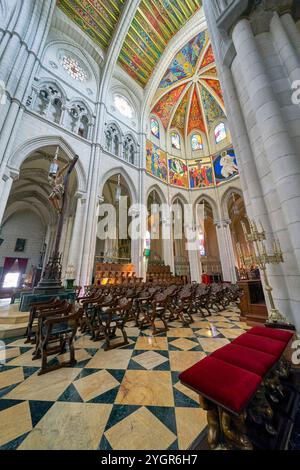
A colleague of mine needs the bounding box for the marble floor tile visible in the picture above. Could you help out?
[18,402,112,450]
[74,336,104,349]
[125,327,140,337]
[135,336,168,351]
[0,347,20,362]
[105,406,176,450]
[74,370,119,402]
[0,306,247,450]
[174,381,199,404]
[58,348,91,364]
[198,337,230,353]
[0,401,32,447]
[167,328,194,338]
[216,328,245,339]
[85,349,132,370]
[169,351,206,372]
[210,321,235,328]
[169,338,199,351]
[206,316,228,322]
[132,351,168,370]
[194,327,219,338]
[116,370,174,407]
[0,366,24,390]
[6,338,34,348]
[5,367,80,402]
[7,349,46,368]
[175,407,207,450]
[191,321,212,328]
[233,321,250,329]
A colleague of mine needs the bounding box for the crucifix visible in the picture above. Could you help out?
[36,149,79,291]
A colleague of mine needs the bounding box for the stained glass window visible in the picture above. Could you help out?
[171,131,181,150]
[114,95,134,118]
[214,122,226,144]
[60,56,88,82]
[151,118,160,138]
[191,134,203,151]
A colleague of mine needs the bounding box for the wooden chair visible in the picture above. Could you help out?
[35,305,83,375]
[95,297,133,350]
[139,292,169,335]
[168,289,194,325]
[25,297,62,344]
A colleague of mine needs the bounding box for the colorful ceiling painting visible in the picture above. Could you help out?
[152,83,187,129]
[57,0,125,51]
[171,88,191,130]
[151,32,226,140]
[187,87,205,135]
[200,44,214,69]
[119,0,203,86]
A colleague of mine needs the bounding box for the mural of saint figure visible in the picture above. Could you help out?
[220,150,238,178]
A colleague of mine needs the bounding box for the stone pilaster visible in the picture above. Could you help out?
[214,219,237,283]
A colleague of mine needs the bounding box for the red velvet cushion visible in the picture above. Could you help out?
[212,343,276,377]
[248,326,293,344]
[179,356,261,414]
[233,333,286,358]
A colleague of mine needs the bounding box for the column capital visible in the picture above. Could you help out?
[214,218,231,228]
[212,0,293,37]
[97,195,105,205]
[2,168,19,182]
[75,190,87,203]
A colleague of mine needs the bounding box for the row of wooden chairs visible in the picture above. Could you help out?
[24,282,243,373]
[77,282,243,345]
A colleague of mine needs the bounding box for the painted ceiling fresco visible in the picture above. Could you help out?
[119,0,203,86]
[151,30,226,139]
[57,0,125,51]
[58,1,202,86]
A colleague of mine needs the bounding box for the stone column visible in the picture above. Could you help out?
[231,19,300,273]
[129,207,144,280]
[215,219,237,283]
[187,246,202,283]
[77,144,102,287]
[67,193,87,283]
[0,170,19,223]
[270,12,300,84]
[161,214,175,274]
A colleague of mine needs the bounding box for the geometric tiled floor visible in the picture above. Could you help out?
[0,305,249,450]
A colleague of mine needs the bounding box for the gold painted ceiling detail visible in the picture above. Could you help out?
[151,30,226,140]
[57,0,125,51]
[118,0,203,86]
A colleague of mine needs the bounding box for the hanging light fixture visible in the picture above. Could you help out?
[115,174,122,202]
[49,146,60,178]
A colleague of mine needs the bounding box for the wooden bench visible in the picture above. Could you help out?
[179,326,294,450]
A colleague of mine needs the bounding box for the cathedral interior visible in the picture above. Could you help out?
[0,0,300,453]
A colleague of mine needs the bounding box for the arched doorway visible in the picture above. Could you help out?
[95,174,132,263]
[0,146,78,289]
[197,199,222,281]
[147,189,163,264]
[227,192,254,276]
[172,197,190,280]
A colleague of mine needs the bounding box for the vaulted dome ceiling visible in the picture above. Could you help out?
[151,30,226,140]
[57,0,203,87]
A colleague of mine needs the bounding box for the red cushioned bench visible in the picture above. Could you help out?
[179,326,294,449]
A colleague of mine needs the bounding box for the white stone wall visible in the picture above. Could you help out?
[0,209,46,274]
